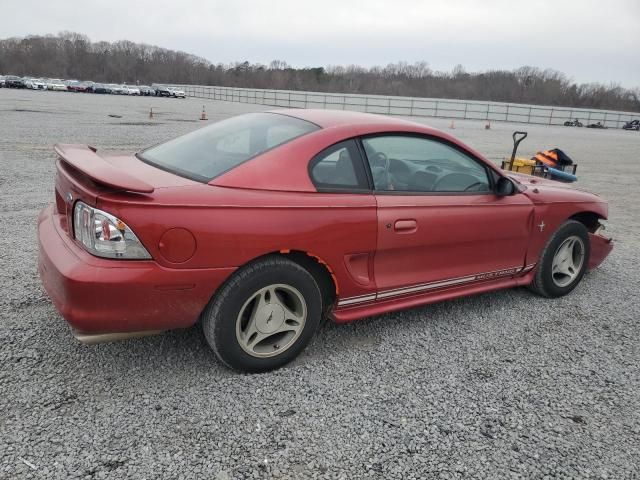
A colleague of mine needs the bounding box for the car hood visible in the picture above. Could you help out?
[508,173,605,205]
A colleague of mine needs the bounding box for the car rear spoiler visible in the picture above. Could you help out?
[54,144,154,193]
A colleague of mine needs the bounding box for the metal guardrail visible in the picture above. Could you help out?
[171,84,639,129]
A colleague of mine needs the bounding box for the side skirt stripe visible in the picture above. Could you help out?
[336,263,536,307]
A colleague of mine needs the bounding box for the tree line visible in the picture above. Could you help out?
[1,32,638,112]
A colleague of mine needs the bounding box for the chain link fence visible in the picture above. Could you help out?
[171,84,639,129]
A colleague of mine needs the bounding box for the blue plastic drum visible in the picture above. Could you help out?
[547,167,577,183]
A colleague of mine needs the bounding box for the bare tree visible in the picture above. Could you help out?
[1,32,638,112]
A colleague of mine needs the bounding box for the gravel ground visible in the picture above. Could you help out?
[1,89,639,479]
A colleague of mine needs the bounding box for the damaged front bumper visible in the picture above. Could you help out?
[588,231,613,270]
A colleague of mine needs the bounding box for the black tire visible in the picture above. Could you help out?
[529,220,590,298]
[202,256,323,372]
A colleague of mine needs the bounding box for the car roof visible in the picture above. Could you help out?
[272,108,425,129]
[213,109,497,192]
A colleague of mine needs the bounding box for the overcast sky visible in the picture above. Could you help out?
[4,0,639,87]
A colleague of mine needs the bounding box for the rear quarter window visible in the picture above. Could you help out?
[138,113,319,181]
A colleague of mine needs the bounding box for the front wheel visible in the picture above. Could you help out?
[529,220,590,298]
[202,256,322,372]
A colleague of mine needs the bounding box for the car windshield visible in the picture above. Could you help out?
[138,112,320,181]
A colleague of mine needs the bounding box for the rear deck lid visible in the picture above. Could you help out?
[53,143,199,233]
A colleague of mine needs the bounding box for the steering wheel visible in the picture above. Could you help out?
[433,173,481,192]
[463,181,486,192]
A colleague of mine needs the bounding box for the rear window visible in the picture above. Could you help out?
[138,112,320,181]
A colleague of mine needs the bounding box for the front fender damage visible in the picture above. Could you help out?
[588,231,613,271]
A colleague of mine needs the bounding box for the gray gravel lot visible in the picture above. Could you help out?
[1,89,639,479]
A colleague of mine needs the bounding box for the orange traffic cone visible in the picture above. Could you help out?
[485,121,491,130]
[449,120,455,129]
[200,106,208,121]
[149,107,154,119]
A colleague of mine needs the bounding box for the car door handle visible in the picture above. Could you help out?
[394,219,417,233]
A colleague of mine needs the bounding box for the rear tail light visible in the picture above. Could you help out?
[73,201,151,259]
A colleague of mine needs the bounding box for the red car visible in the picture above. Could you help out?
[38,110,613,372]
[67,82,90,93]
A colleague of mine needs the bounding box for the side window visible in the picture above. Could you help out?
[362,135,491,193]
[310,140,369,191]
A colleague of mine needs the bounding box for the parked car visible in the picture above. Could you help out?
[153,84,173,97]
[25,78,47,90]
[168,87,186,98]
[0,75,5,87]
[91,83,111,94]
[37,110,613,372]
[138,85,155,96]
[67,81,90,93]
[123,85,141,95]
[46,79,68,91]
[622,120,639,131]
[5,75,26,88]
[107,84,125,95]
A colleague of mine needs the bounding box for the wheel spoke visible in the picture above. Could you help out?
[244,329,269,351]
[256,287,274,311]
[240,296,267,352]
[567,241,581,271]
[272,290,305,334]
[557,239,572,263]
[277,299,305,323]
[273,316,304,336]
[553,262,569,277]
[552,254,570,276]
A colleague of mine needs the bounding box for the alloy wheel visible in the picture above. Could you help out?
[551,235,585,288]
[235,284,307,358]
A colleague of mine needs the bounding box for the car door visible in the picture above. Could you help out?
[307,139,379,302]
[360,134,535,297]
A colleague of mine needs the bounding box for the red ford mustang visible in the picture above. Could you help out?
[38,110,613,372]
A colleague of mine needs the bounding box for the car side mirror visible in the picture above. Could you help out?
[495,177,516,196]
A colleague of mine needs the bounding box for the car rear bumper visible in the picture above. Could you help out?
[588,232,613,270]
[38,204,235,336]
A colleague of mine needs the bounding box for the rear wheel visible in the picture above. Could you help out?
[202,256,322,372]
[529,220,590,298]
